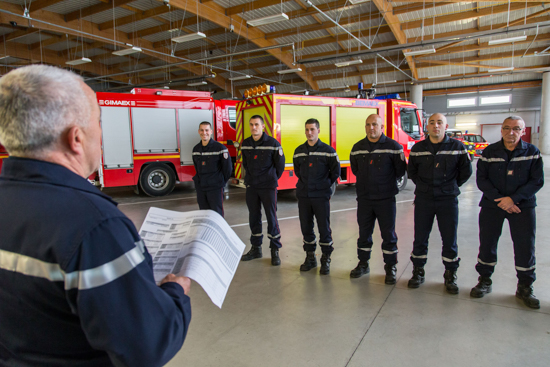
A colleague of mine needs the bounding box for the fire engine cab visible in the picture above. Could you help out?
[233,88,423,191]
[92,88,237,196]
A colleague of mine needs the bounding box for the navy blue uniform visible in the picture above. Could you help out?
[476,139,544,285]
[350,134,406,265]
[242,132,285,249]
[408,136,472,270]
[293,139,341,254]
[192,138,233,217]
[0,157,191,367]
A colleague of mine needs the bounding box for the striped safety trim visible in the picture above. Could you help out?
[358,248,372,252]
[437,150,467,155]
[303,239,316,244]
[192,150,229,156]
[480,157,505,162]
[267,234,281,239]
[442,256,459,262]
[511,154,540,162]
[251,233,263,237]
[410,253,427,259]
[310,152,338,157]
[350,149,403,156]
[319,241,333,246]
[293,153,308,158]
[382,249,399,255]
[515,265,536,271]
[241,146,280,151]
[0,242,145,290]
[410,151,432,157]
[477,257,497,266]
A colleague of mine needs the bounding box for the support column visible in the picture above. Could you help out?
[539,72,550,154]
[410,84,423,110]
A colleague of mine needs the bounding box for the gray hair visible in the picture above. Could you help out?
[504,115,525,125]
[0,65,91,155]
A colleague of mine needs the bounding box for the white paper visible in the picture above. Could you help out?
[139,207,245,308]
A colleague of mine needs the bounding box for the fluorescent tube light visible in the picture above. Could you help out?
[350,0,370,4]
[277,68,302,74]
[247,13,289,27]
[168,28,180,33]
[112,46,142,56]
[488,67,514,72]
[376,80,396,84]
[0,56,9,60]
[229,75,252,81]
[188,81,207,86]
[291,89,308,93]
[330,85,349,90]
[335,59,363,67]
[65,57,92,66]
[403,48,436,57]
[171,32,206,43]
[488,35,527,45]
[428,74,451,79]
[456,123,477,127]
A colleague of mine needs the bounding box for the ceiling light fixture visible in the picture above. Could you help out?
[112,46,142,56]
[167,28,180,33]
[488,67,515,72]
[65,57,92,66]
[349,0,370,4]
[171,32,206,43]
[247,13,289,27]
[188,81,207,86]
[488,35,527,45]
[403,48,436,57]
[277,68,302,74]
[375,80,396,84]
[335,59,363,67]
[428,74,451,79]
[330,85,349,89]
[228,75,252,81]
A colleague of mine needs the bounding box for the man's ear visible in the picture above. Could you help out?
[66,126,84,155]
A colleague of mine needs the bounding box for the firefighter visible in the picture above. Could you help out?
[192,121,233,217]
[293,118,341,275]
[349,114,407,284]
[240,115,285,265]
[0,65,191,366]
[408,113,472,294]
[470,116,544,309]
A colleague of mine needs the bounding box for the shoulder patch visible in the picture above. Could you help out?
[401,152,405,161]
[223,152,228,159]
[279,147,283,156]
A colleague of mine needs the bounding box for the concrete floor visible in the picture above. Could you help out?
[111,160,550,367]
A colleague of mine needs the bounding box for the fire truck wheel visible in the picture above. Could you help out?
[139,163,176,197]
[397,173,408,191]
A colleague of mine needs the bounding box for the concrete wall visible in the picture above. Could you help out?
[423,87,542,146]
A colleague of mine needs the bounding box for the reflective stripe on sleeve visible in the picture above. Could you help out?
[0,244,145,291]
[410,151,432,157]
[515,265,536,271]
[477,257,497,266]
[510,154,540,162]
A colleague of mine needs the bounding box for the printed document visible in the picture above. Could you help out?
[139,207,245,308]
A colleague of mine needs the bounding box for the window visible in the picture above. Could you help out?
[479,95,511,106]
[447,97,477,108]
[228,107,237,129]
[400,108,421,139]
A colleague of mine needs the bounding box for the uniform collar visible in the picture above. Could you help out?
[496,138,527,152]
[0,157,117,205]
[365,133,387,144]
[304,138,322,149]
[251,132,268,146]
[427,134,451,145]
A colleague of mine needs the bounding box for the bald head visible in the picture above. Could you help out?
[427,113,448,143]
[365,114,384,142]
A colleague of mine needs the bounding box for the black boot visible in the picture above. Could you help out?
[320,253,331,275]
[384,264,397,285]
[470,276,492,298]
[407,266,425,288]
[270,247,281,266]
[350,260,370,278]
[300,251,317,271]
[444,269,459,294]
[241,246,262,261]
[516,283,540,309]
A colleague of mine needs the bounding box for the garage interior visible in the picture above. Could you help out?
[1,0,550,366]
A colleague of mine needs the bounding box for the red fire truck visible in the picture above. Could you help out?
[91,88,238,196]
[0,143,7,171]
[233,91,423,191]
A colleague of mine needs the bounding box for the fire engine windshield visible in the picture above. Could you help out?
[400,108,421,140]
